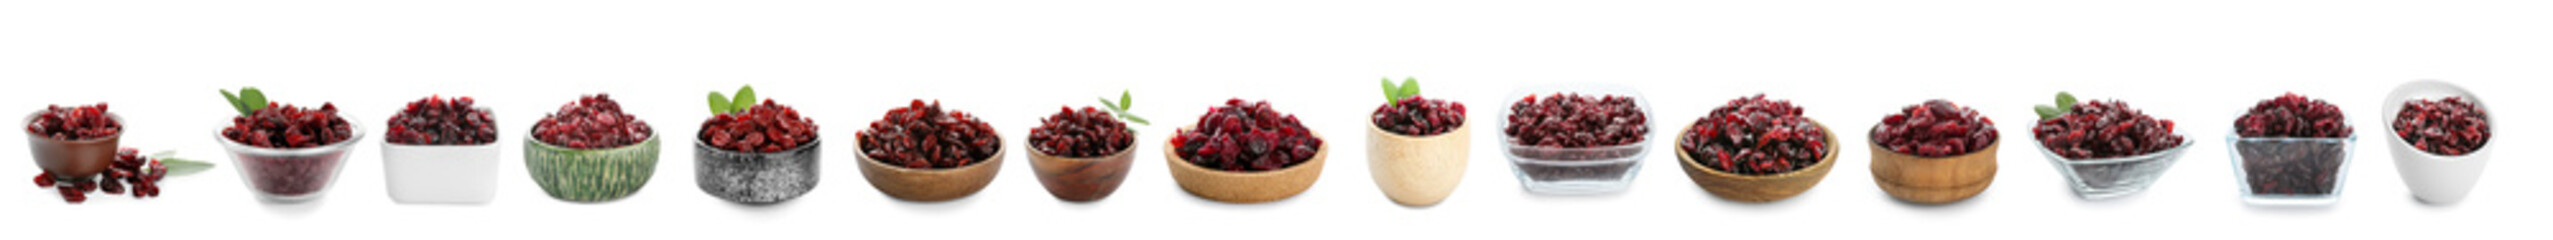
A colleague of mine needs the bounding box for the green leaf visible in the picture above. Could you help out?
[1120,112,1150,125]
[709,92,733,114]
[1098,97,1121,111]
[1380,77,1401,104]
[2035,105,2063,120]
[731,85,757,111]
[149,150,177,159]
[220,89,247,116]
[239,87,268,113]
[1399,77,1422,99]
[157,157,215,177]
[1119,90,1134,110]
[2055,91,2078,110]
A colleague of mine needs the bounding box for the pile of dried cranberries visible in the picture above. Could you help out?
[1372,96,1466,136]
[27,103,121,140]
[701,99,818,152]
[223,103,355,148]
[2237,93,2351,138]
[1504,93,1647,148]
[1173,99,1320,172]
[2033,100,2183,159]
[2392,97,2489,155]
[1030,106,1133,158]
[858,100,1000,169]
[533,94,653,149]
[386,96,498,145]
[1874,100,1997,157]
[1680,95,1827,175]
[34,149,166,203]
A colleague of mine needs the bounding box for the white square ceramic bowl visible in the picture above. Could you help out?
[382,143,500,204]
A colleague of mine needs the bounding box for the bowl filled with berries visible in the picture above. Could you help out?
[2032,92,2191,200]
[1677,95,1836,203]
[1165,99,1327,203]
[214,88,365,203]
[2226,93,2356,206]
[1500,84,1651,195]
[379,96,502,204]
[1869,100,2000,204]
[856,100,1005,202]
[696,86,822,204]
[1367,78,1470,207]
[1026,91,1145,202]
[28,103,122,186]
[523,94,660,203]
[2381,80,2492,204]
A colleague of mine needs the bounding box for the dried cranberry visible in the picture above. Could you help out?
[1678,95,1827,175]
[1874,100,1998,157]
[221,103,355,148]
[2033,100,2183,159]
[26,103,120,140]
[34,149,168,203]
[2392,97,2488,156]
[34,172,55,187]
[1171,99,1321,172]
[1503,93,1647,148]
[1372,96,1467,136]
[2237,93,2352,138]
[386,96,498,145]
[700,99,819,152]
[857,100,1000,169]
[533,94,654,149]
[1030,106,1133,158]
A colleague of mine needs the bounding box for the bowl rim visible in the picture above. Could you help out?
[2035,134,2195,165]
[1679,119,1840,180]
[693,135,823,154]
[1864,121,2003,159]
[1025,127,1137,161]
[853,137,1006,173]
[1163,125,1327,176]
[2378,79,2493,159]
[24,111,126,143]
[215,114,367,155]
[1368,119,1469,140]
[523,132,660,153]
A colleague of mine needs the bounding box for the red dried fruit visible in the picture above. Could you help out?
[1874,100,1998,157]
[858,100,1000,169]
[386,96,498,145]
[1372,96,1467,136]
[221,103,355,148]
[1503,93,1648,148]
[700,99,818,152]
[1679,95,1827,175]
[533,94,654,149]
[35,149,173,202]
[2033,100,2184,159]
[2392,97,2488,156]
[34,172,55,187]
[2237,93,2352,138]
[26,103,120,140]
[1172,99,1321,172]
[1030,106,1133,158]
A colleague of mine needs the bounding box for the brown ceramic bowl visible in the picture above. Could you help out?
[855,142,1006,202]
[1366,121,1469,207]
[1676,120,1838,203]
[1869,125,1999,204]
[1026,137,1136,202]
[26,112,121,180]
[1165,125,1328,203]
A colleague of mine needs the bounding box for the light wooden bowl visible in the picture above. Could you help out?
[1165,125,1327,203]
[1027,140,1136,202]
[1868,126,1998,204]
[856,143,1005,202]
[1677,120,1838,203]
[1366,122,1470,207]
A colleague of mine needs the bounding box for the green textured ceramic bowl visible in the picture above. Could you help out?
[525,134,661,203]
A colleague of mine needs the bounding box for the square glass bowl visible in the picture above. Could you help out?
[2034,127,2191,200]
[1500,83,1651,195]
[2226,134,2353,205]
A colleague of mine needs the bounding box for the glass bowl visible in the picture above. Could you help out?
[216,116,365,203]
[2034,127,2191,200]
[2226,133,2354,205]
[1500,83,1652,195]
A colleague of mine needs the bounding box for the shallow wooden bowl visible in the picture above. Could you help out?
[857,143,1005,202]
[1165,125,1327,204]
[1677,120,1838,203]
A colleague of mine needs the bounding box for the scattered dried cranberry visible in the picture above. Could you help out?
[700,99,818,152]
[1874,100,1998,157]
[2393,97,2489,156]
[2033,100,2183,159]
[1171,99,1321,172]
[1504,93,1647,148]
[222,103,354,148]
[1679,95,1827,175]
[2238,93,2351,138]
[1030,106,1133,158]
[858,100,1000,169]
[386,96,498,145]
[33,148,167,203]
[1372,96,1467,136]
[533,94,653,149]
[26,103,120,140]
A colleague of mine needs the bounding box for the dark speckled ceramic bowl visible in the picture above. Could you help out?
[695,138,820,204]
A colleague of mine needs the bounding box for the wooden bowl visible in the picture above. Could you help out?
[1027,139,1136,202]
[1165,125,1328,203]
[1366,122,1470,207]
[1676,120,1839,203]
[27,112,121,180]
[1868,126,1999,204]
[856,143,1005,202]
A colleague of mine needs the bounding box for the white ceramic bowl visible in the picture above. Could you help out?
[382,142,501,204]
[2381,80,2493,204]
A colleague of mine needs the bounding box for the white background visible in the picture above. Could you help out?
[2,0,2544,239]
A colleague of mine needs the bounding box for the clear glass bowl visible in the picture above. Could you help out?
[216,117,365,203]
[2034,127,2191,200]
[2226,133,2354,205]
[1500,83,1652,195]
